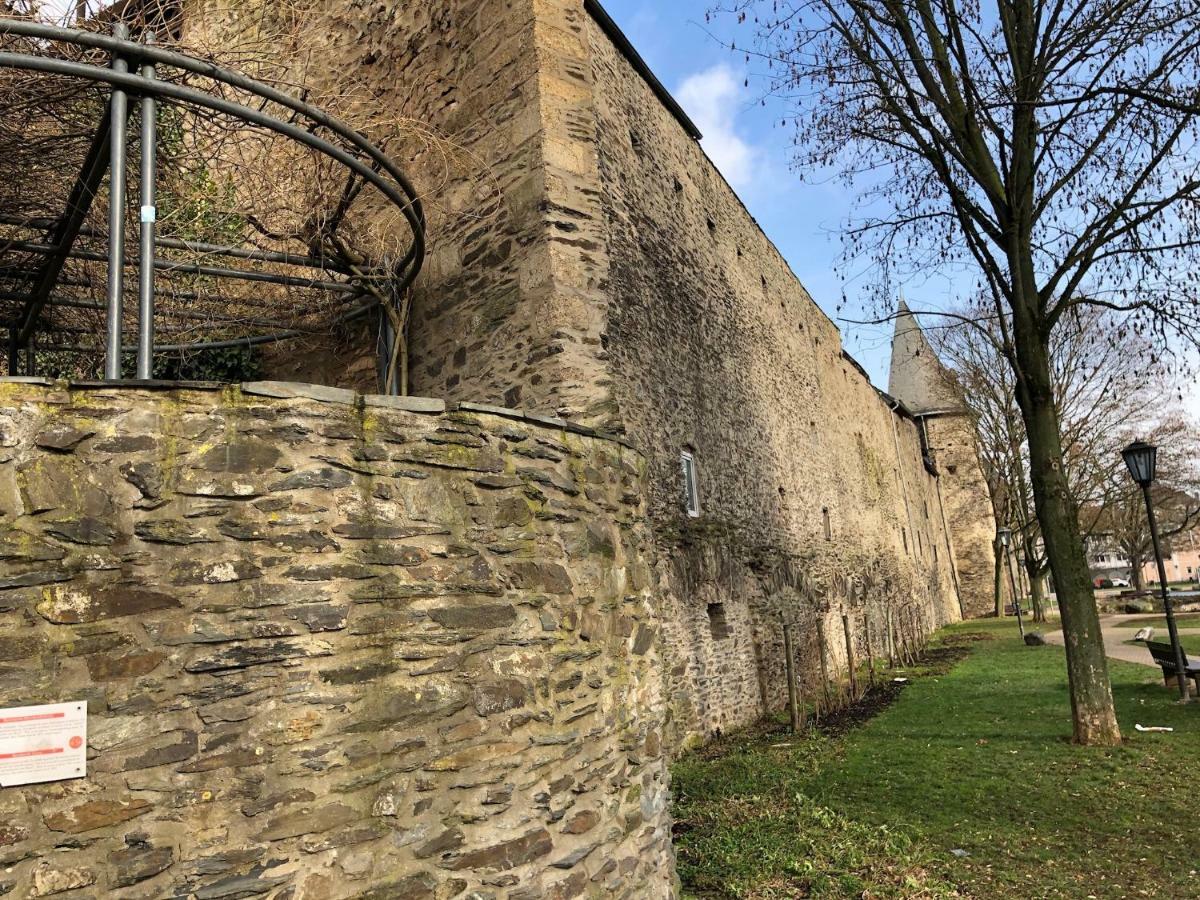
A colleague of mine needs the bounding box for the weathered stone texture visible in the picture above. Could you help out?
[185,0,613,422]
[0,382,671,899]
[924,415,999,617]
[179,0,997,751]
[574,6,978,743]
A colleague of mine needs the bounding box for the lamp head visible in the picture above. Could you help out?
[1121,440,1158,488]
[997,527,1011,548]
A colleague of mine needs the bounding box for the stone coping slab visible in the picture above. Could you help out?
[0,378,637,450]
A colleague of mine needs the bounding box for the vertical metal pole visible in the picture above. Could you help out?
[377,307,399,395]
[1145,484,1190,700]
[1005,544,1025,640]
[136,32,157,381]
[105,22,130,381]
[6,329,17,376]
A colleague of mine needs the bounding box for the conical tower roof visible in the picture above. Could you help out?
[887,301,963,414]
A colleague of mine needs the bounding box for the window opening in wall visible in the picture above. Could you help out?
[822,507,832,540]
[902,527,909,553]
[681,450,701,518]
[706,217,717,234]
[934,543,939,564]
[707,603,731,640]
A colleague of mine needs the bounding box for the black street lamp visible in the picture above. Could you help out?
[998,527,1025,640]
[1122,439,1189,701]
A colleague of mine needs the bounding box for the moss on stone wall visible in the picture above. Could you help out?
[0,382,673,899]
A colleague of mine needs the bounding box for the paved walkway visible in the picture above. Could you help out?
[1039,614,1200,668]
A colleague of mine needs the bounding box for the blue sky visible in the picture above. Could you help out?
[599,0,901,385]
[597,1,1200,422]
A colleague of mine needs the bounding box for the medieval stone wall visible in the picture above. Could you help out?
[925,414,999,617]
[177,0,996,747]
[575,8,969,744]
[183,0,613,419]
[0,380,672,899]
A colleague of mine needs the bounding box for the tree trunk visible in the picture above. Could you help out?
[1012,311,1120,745]
[1130,554,1145,591]
[1027,564,1047,622]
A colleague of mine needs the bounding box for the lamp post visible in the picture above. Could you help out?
[1122,439,1189,701]
[998,527,1025,640]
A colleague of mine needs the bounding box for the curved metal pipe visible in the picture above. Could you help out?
[0,50,423,298]
[0,18,424,280]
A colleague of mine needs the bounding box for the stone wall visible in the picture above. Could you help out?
[183,0,613,419]
[924,414,999,618]
[0,380,672,899]
[575,7,971,744]
[176,0,996,746]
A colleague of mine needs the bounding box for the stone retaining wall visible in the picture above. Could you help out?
[0,380,672,899]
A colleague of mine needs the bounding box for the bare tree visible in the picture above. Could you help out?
[719,0,1200,744]
[934,304,1158,621]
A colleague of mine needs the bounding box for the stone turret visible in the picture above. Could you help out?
[888,300,964,415]
[888,302,1000,617]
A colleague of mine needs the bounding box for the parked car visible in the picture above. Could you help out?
[1094,577,1113,588]
[1111,577,1131,587]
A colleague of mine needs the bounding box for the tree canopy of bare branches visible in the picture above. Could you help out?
[717,0,1200,744]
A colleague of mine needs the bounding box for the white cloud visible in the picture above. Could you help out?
[676,65,760,190]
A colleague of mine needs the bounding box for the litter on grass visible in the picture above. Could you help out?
[1135,724,1174,733]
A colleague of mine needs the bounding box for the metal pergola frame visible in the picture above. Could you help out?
[0,17,425,390]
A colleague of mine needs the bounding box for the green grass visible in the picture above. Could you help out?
[1114,613,1200,630]
[671,619,1200,899]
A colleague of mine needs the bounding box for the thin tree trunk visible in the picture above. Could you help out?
[993,535,1005,618]
[1028,565,1047,623]
[1130,554,1145,591]
[1012,305,1120,745]
[1023,545,1046,622]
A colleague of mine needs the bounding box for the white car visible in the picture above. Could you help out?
[1111,577,1131,587]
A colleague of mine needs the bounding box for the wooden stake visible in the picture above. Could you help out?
[864,610,877,687]
[842,612,859,698]
[816,618,833,711]
[886,607,896,667]
[783,619,802,732]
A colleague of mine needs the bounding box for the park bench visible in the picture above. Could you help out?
[1145,641,1200,693]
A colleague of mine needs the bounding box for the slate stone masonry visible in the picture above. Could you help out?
[0,380,671,899]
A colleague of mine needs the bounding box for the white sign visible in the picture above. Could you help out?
[0,701,87,787]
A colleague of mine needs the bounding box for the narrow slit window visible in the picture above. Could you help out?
[707,603,731,640]
[822,507,832,541]
[681,450,701,518]
[902,527,909,553]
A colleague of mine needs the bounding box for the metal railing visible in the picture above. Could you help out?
[0,17,425,390]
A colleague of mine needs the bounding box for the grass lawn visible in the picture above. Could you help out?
[671,619,1199,899]
[1114,613,1200,630]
